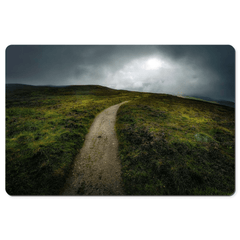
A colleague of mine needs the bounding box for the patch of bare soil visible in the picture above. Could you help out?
[62,101,128,195]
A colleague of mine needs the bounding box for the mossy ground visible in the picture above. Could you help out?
[6,85,235,195]
[116,94,235,195]
[6,85,142,195]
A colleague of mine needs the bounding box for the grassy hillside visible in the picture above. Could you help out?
[116,94,235,195]
[5,84,143,195]
[183,95,235,108]
[6,84,235,195]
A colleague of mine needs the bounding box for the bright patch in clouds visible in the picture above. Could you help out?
[109,57,172,90]
[145,58,163,70]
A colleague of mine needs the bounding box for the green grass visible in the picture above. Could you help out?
[6,85,142,195]
[6,85,235,195]
[116,94,235,195]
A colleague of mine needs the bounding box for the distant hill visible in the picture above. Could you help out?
[6,83,36,92]
[183,94,235,108]
[216,100,235,108]
[5,83,113,94]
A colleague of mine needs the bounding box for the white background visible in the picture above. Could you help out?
[1,1,239,239]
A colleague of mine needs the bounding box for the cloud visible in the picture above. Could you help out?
[6,45,235,101]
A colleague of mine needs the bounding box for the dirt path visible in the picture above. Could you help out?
[62,101,128,195]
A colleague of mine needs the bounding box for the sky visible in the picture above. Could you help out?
[6,45,235,102]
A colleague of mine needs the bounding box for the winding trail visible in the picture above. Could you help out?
[62,101,128,195]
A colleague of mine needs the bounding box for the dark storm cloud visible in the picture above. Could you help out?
[6,45,154,84]
[157,45,235,81]
[155,45,235,100]
[6,45,235,101]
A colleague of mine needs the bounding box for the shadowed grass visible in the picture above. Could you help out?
[6,84,142,195]
[116,94,235,195]
[6,85,235,195]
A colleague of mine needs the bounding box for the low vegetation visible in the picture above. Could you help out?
[6,85,142,195]
[116,94,235,195]
[6,85,235,195]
